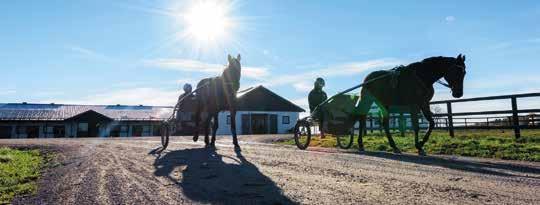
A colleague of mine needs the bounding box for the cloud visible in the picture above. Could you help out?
[66,45,112,62]
[144,58,270,80]
[291,97,310,117]
[488,37,540,50]
[49,87,180,106]
[293,81,313,92]
[260,58,401,88]
[445,16,455,22]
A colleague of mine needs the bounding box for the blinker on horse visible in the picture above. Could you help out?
[356,54,467,155]
[193,54,242,150]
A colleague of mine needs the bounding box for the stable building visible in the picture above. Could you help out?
[215,86,304,135]
[0,85,304,138]
[0,103,170,138]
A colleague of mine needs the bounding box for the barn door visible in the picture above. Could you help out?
[269,115,277,134]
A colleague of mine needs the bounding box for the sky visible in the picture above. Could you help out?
[1,0,539,114]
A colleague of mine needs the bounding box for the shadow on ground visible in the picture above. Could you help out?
[358,150,540,178]
[151,147,295,204]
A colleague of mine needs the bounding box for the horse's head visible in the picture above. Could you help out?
[223,54,242,91]
[443,54,467,98]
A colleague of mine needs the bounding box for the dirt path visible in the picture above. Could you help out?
[2,136,539,205]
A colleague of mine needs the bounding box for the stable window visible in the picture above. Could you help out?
[282,116,290,124]
[226,115,231,125]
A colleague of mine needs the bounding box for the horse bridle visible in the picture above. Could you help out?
[437,63,465,89]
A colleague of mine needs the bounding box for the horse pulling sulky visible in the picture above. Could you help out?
[294,54,467,155]
[160,54,243,151]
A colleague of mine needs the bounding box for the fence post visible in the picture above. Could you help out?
[486,117,490,128]
[369,114,374,133]
[446,102,455,137]
[511,97,521,139]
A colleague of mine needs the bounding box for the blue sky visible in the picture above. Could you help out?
[1,0,539,113]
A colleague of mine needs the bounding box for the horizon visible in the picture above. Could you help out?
[1,0,539,114]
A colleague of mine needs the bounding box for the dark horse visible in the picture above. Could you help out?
[193,54,242,150]
[357,54,467,155]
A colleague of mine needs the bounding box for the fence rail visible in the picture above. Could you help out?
[361,92,540,138]
[432,92,540,138]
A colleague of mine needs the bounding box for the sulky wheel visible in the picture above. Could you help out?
[160,122,170,150]
[336,124,355,149]
[294,120,311,150]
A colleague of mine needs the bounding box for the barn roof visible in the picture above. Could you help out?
[236,86,305,112]
[0,103,173,121]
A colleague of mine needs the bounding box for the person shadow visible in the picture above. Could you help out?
[152,148,295,204]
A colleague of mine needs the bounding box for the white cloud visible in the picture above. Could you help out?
[144,58,270,80]
[445,16,455,22]
[291,97,310,117]
[66,45,112,61]
[293,81,313,92]
[50,87,180,106]
[261,58,401,87]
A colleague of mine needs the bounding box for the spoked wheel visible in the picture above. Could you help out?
[160,122,170,150]
[336,125,355,149]
[294,120,311,150]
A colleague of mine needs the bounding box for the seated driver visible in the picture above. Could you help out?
[176,83,194,129]
[308,77,328,138]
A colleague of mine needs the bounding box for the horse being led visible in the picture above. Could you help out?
[357,54,467,155]
[193,54,242,150]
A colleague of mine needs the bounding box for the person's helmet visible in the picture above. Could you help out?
[315,77,325,88]
[183,83,192,93]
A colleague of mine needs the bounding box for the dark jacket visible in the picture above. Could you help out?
[308,89,327,113]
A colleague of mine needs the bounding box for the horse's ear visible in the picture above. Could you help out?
[228,54,233,62]
[237,54,241,61]
[463,55,466,62]
[457,54,462,60]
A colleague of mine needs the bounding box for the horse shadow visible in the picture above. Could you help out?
[152,148,295,204]
[358,151,540,178]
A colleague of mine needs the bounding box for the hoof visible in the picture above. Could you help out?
[418,149,427,156]
[193,136,199,142]
[358,147,365,153]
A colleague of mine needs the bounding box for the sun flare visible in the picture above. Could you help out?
[182,1,233,43]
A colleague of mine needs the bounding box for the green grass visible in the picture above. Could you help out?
[280,129,540,162]
[0,147,44,204]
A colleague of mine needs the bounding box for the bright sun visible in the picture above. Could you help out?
[182,1,233,43]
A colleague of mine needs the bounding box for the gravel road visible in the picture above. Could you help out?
[1,135,539,205]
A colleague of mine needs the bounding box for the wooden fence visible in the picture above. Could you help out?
[357,93,540,138]
[430,92,540,138]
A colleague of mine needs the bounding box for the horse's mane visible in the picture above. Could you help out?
[402,56,455,71]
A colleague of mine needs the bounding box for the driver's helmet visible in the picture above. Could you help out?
[315,77,325,88]
[183,83,192,93]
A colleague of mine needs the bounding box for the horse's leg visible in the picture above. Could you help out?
[230,109,240,149]
[204,115,211,147]
[357,89,374,152]
[419,104,435,153]
[193,102,201,142]
[211,113,219,147]
[411,110,423,155]
[358,115,366,152]
[382,114,401,153]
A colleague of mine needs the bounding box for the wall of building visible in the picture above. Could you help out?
[214,111,299,135]
[0,121,160,138]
